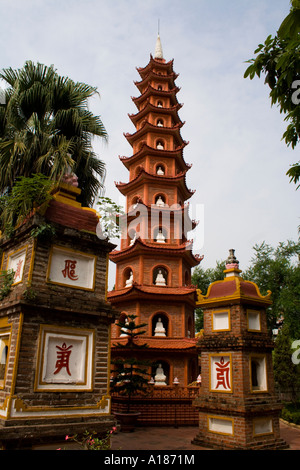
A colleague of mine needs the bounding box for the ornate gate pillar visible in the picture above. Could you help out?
[0,181,117,449]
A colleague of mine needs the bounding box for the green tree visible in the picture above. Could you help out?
[111,314,151,413]
[192,260,226,331]
[244,1,300,187]
[273,324,300,402]
[0,61,107,207]
[243,240,300,335]
[0,173,53,237]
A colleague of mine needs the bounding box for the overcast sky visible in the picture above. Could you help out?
[0,0,298,288]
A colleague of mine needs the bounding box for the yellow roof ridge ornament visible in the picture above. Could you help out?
[196,249,272,306]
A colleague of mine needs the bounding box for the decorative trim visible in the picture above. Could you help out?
[8,395,110,420]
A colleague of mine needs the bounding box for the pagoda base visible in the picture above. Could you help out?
[0,415,116,450]
[191,407,289,450]
[191,434,289,450]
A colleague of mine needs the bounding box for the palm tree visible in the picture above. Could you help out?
[0,61,107,207]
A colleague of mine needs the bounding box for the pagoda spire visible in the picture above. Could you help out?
[154,33,164,59]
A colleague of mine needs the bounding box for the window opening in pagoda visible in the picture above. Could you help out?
[250,356,267,391]
[156,140,164,150]
[124,267,133,287]
[135,165,143,176]
[184,271,190,286]
[156,119,164,127]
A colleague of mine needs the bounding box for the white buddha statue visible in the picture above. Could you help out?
[125,271,133,287]
[156,230,166,243]
[155,269,166,286]
[120,319,129,337]
[156,166,164,175]
[154,364,167,386]
[154,318,166,337]
[156,196,164,207]
[156,142,164,150]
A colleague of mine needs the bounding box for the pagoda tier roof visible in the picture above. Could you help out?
[132,84,180,108]
[196,270,272,308]
[112,336,197,351]
[107,283,198,306]
[115,168,195,200]
[109,238,202,267]
[134,69,179,94]
[119,142,190,171]
[124,119,185,146]
[136,55,175,79]
[128,100,183,126]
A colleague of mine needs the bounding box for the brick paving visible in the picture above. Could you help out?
[110,421,300,451]
[33,419,300,450]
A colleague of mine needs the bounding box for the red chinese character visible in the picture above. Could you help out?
[62,260,79,281]
[215,356,231,390]
[14,259,24,281]
[54,342,73,376]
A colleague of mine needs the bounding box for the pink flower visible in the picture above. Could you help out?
[65,435,69,440]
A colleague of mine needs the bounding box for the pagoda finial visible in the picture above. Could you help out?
[224,249,242,277]
[154,32,164,59]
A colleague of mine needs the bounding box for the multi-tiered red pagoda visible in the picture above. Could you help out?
[108,35,202,389]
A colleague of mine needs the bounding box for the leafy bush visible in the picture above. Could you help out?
[281,402,300,425]
[0,174,53,237]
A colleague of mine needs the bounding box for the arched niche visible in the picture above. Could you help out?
[156,139,165,150]
[123,267,134,287]
[155,163,165,175]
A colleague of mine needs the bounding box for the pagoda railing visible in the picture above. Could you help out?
[111,386,200,427]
